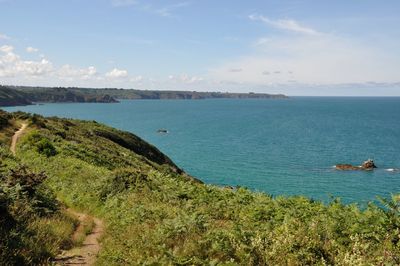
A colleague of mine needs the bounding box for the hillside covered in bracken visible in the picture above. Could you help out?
[0,109,399,265]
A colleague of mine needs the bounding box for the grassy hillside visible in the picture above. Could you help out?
[0,111,77,265]
[0,110,399,265]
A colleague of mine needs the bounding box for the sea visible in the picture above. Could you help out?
[3,97,400,204]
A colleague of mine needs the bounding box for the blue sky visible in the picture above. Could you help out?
[0,0,400,95]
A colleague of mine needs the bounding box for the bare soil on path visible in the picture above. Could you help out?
[10,124,104,265]
[10,123,27,155]
[54,209,104,265]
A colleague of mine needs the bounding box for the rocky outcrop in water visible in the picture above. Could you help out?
[335,159,377,171]
[361,159,377,169]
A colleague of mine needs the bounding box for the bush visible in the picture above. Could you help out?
[99,168,148,200]
[26,132,57,157]
[36,138,57,157]
[0,164,73,265]
[0,111,10,130]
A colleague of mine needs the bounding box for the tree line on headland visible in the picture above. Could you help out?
[0,85,288,107]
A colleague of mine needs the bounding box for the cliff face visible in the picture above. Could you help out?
[0,86,31,106]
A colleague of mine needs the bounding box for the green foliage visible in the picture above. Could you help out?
[93,127,180,170]
[0,85,286,108]
[99,168,148,200]
[1,111,399,265]
[30,114,47,128]
[0,86,31,107]
[36,138,57,157]
[0,85,119,106]
[0,153,75,265]
[0,110,10,129]
[26,132,57,157]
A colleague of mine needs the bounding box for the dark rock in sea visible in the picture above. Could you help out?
[157,129,168,134]
[335,159,377,171]
[361,159,377,169]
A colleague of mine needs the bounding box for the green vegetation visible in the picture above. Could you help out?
[73,87,288,100]
[0,85,118,106]
[0,110,399,265]
[0,87,31,107]
[0,151,76,265]
[26,133,58,157]
[0,85,287,107]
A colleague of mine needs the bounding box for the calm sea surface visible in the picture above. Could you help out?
[3,97,400,204]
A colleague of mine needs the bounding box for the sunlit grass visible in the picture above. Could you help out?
[1,111,400,265]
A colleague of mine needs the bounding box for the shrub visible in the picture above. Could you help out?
[26,132,57,157]
[30,114,46,128]
[0,110,10,130]
[99,168,148,200]
[36,138,57,157]
[0,164,73,265]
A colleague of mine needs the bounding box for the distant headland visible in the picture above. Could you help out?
[0,85,288,107]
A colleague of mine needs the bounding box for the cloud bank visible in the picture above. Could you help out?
[208,14,400,93]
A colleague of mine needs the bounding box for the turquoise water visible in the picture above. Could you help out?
[3,97,400,204]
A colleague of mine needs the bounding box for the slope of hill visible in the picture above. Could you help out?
[0,110,399,265]
[0,86,31,106]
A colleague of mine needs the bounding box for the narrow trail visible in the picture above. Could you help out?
[10,123,27,155]
[54,209,104,265]
[10,124,104,265]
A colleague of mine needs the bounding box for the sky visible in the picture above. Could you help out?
[0,0,400,96]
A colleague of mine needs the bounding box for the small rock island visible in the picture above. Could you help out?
[335,159,377,171]
[157,129,169,134]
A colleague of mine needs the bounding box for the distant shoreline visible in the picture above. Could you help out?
[0,85,288,107]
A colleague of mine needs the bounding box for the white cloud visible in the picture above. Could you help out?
[105,68,128,79]
[249,14,320,35]
[0,44,147,87]
[123,1,190,18]
[16,58,53,76]
[205,13,400,90]
[26,46,39,53]
[155,2,190,18]
[111,0,137,7]
[0,45,53,77]
[58,64,97,80]
[210,34,400,85]
[169,74,204,84]
[0,33,10,40]
[0,45,101,84]
[0,45,13,53]
[130,75,143,82]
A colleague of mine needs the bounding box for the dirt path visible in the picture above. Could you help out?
[10,123,27,155]
[10,123,104,264]
[55,209,104,265]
